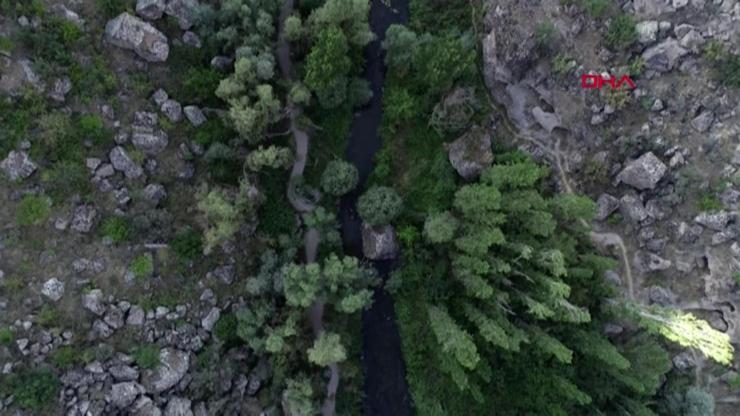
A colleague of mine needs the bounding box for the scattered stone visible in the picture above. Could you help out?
[694,210,730,231]
[49,77,72,102]
[91,319,114,339]
[111,382,145,409]
[71,205,98,233]
[672,352,696,371]
[183,105,207,126]
[83,289,106,316]
[679,29,705,51]
[164,397,193,416]
[104,306,126,330]
[635,251,672,273]
[641,38,688,72]
[211,265,235,285]
[636,21,659,44]
[127,305,146,326]
[136,0,166,20]
[144,183,167,204]
[41,278,65,302]
[132,396,162,416]
[616,152,667,190]
[132,112,169,155]
[110,365,140,382]
[110,146,144,179]
[690,111,714,132]
[201,307,220,332]
[531,107,561,133]
[161,99,183,122]
[182,31,201,48]
[164,0,199,30]
[105,13,169,62]
[1,151,37,181]
[446,126,493,180]
[152,88,169,106]
[620,194,649,222]
[362,224,399,260]
[210,56,234,71]
[649,285,678,306]
[144,349,189,393]
[596,193,620,221]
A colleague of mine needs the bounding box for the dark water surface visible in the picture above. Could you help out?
[338,1,413,415]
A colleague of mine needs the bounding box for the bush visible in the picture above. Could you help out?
[0,327,12,344]
[213,313,241,349]
[96,0,128,20]
[51,346,81,370]
[178,67,223,104]
[16,195,51,226]
[42,161,90,202]
[357,186,403,226]
[0,368,60,411]
[718,54,740,88]
[321,160,359,196]
[130,254,154,280]
[37,307,60,328]
[171,227,203,262]
[605,14,636,50]
[659,387,715,416]
[194,118,235,147]
[77,114,109,144]
[132,345,161,369]
[101,217,130,243]
[697,194,723,212]
[535,22,557,50]
[0,36,13,53]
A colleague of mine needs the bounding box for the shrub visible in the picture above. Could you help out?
[0,327,12,344]
[42,161,90,202]
[213,313,241,349]
[0,368,60,411]
[130,254,154,279]
[77,114,109,144]
[178,67,223,104]
[16,195,51,226]
[582,0,610,18]
[96,0,128,20]
[718,53,740,88]
[357,186,403,226]
[321,160,359,196]
[553,53,576,76]
[697,194,723,212]
[194,118,235,147]
[535,22,557,50]
[51,346,81,370]
[36,307,60,328]
[132,345,161,369]
[171,227,203,262]
[659,387,715,416]
[605,14,636,50]
[101,217,130,243]
[0,36,13,53]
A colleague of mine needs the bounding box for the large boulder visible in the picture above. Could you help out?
[111,382,145,409]
[362,224,399,260]
[136,0,166,20]
[616,152,667,190]
[641,38,688,72]
[105,13,169,62]
[144,349,189,393]
[446,126,493,180]
[164,397,193,416]
[110,146,144,179]
[1,151,37,181]
[132,112,169,155]
[165,0,199,30]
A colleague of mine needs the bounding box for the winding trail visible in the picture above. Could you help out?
[277,2,338,415]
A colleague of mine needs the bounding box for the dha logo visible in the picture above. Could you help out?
[581,74,636,90]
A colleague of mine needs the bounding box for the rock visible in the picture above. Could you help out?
[105,13,169,62]
[649,286,677,306]
[362,224,399,260]
[616,152,667,190]
[183,106,206,126]
[41,278,65,301]
[672,352,696,370]
[127,305,146,326]
[531,107,561,133]
[641,38,688,72]
[596,193,620,221]
[446,126,493,180]
[83,289,106,316]
[201,307,220,332]
[1,151,37,181]
[152,88,169,106]
[210,56,234,71]
[145,349,189,393]
[136,0,166,20]
[694,211,730,231]
[91,319,114,339]
[104,306,125,330]
[636,21,659,44]
[110,146,144,179]
[164,0,199,30]
[143,183,167,204]
[673,0,689,8]
[161,99,182,122]
[679,29,705,52]
[182,31,201,48]
[164,397,193,416]
[690,111,714,132]
[132,130,169,155]
[132,396,162,416]
[635,251,672,273]
[111,382,144,408]
[633,0,675,17]
[49,77,72,102]
[620,194,649,222]
[110,365,140,382]
[212,265,235,285]
[71,205,97,233]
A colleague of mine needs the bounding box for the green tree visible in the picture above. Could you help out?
[246,145,293,171]
[307,332,347,366]
[357,186,403,226]
[423,211,459,243]
[304,26,352,108]
[306,0,374,47]
[383,24,418,77]
[284,15,303,42]
[1,368,60,411]
[281,377,318,416]
[196,179,263,253]
[320,159,359,196]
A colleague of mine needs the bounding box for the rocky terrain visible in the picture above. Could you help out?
[482,0,740,413]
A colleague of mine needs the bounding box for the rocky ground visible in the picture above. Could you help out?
[481,0,740,413]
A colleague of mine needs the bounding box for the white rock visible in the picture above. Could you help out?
[41,278,65,301]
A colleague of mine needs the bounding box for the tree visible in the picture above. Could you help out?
[284,15,303,42]
[307,332,347,366]
[659,387,715,416]
[246,145,293,171]
[357,186,403,226]
[320,159,359,196]
[304,26,351,108]
[226,84,282,144]
[306,0,374,47]
[196,178,263,253]
[423,211,459,243]
[383,24,418,77]
[281,377,318,416]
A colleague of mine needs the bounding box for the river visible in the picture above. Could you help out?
[337,1,414,415]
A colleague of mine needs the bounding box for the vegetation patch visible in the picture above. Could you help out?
[16,195,52,226]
